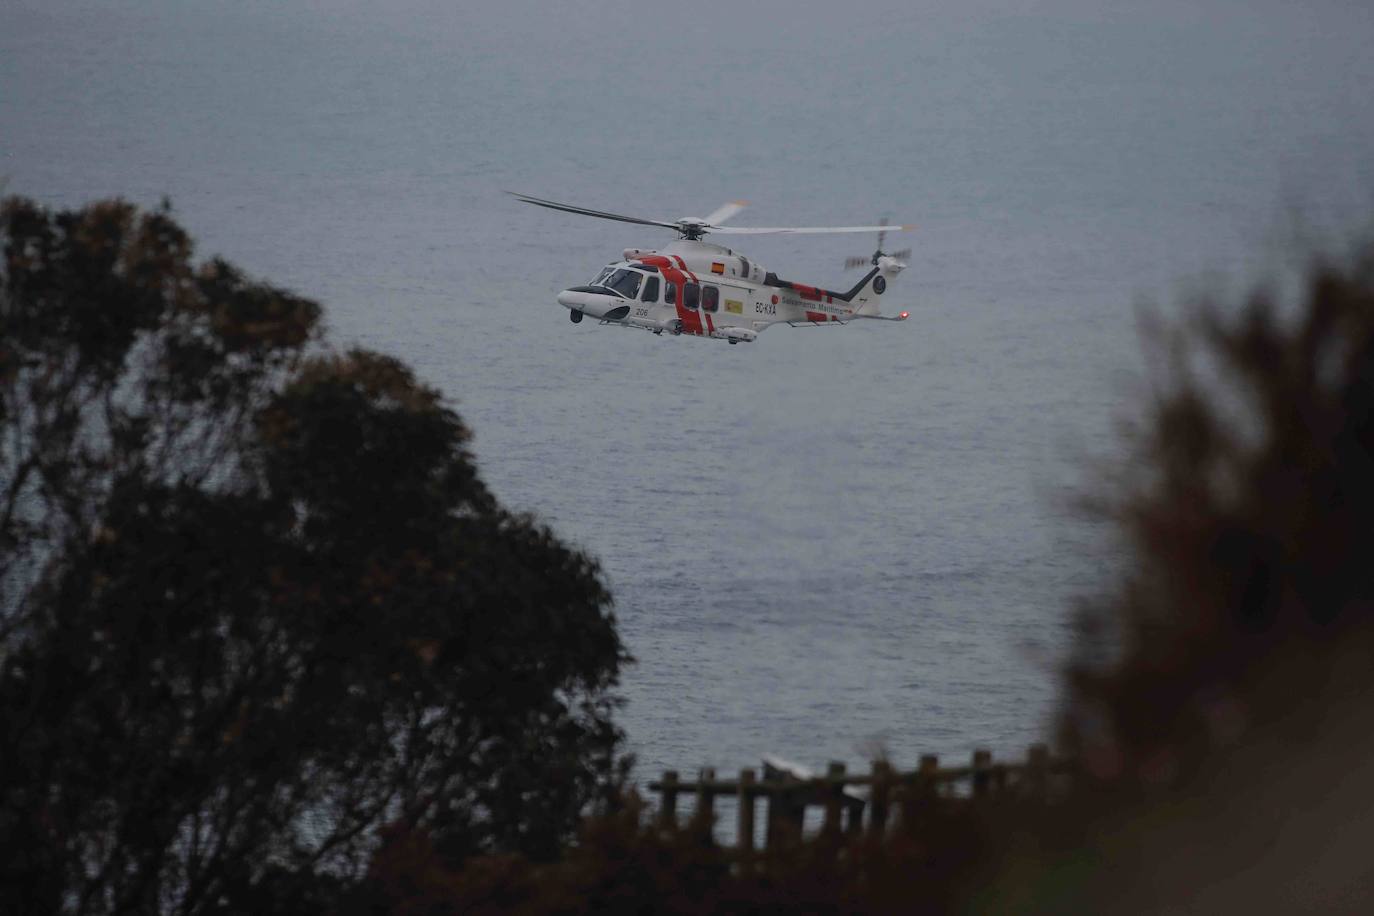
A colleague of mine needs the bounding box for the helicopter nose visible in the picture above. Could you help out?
[557,288,622,319]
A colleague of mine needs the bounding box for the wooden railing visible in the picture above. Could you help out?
[647,745,1068,851]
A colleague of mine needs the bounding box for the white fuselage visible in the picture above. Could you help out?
[556,240,906,343]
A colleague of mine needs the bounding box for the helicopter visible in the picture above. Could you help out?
[511,192,913,344]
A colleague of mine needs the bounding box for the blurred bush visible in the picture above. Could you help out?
[1027,234,1374,911]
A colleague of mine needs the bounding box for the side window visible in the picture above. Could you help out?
[702,285,719,312]
[642,276,660,302]
[683,282,700,310]
[665,282,677,305]
[739,257,750,279]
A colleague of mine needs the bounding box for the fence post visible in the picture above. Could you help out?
[737,768,756,858]
[919,754,939,780]
[1026,744,1049,799]
[972,750,992,798]
[766,784,803,850]
[659,770,680,829]
[868,760,892,838]
[693,767,716,831]
[918,754,940,798]
[900,754,939,829]
[822,761,846,835]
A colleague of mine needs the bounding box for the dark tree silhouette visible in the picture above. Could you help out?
[0,197,628,915]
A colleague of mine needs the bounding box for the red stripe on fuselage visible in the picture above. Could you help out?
[673,256,705,335]
[640,255,703,335]
[673,256,701,286]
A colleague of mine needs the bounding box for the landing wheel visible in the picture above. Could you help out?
[569,310,583,324]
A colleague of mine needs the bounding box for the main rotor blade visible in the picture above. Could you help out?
[507,192,681,231]
[710,224,914,235]
[702,200,749,225]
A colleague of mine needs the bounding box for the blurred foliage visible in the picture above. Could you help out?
[1017,233,1374,911]
[1062,236,1374,785]
[0,197,629,915]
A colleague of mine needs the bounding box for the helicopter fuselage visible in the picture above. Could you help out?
[556,240,908,344]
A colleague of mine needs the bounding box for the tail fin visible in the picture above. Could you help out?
[853,255,906,316]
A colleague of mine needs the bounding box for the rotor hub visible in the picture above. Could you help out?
[676,217,708,240]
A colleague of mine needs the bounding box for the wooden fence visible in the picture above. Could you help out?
[647,745,1068,851]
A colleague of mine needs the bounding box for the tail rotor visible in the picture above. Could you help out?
[844,217,912,269]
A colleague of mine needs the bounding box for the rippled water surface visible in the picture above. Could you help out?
[5,0,1374,778]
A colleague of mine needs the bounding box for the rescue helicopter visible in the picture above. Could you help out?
[511,192,913,344]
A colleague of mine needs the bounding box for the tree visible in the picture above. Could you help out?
[0,197,629,915]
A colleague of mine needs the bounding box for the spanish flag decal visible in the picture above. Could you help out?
[711,262,725,274]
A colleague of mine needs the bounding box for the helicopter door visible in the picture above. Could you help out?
[641,276,660,302]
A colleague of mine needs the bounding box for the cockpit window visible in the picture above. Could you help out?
[605,269,642,299]
[642,276,660,302]
[590,267,615,287]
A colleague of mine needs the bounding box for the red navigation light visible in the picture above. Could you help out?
[899,311,909,320]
